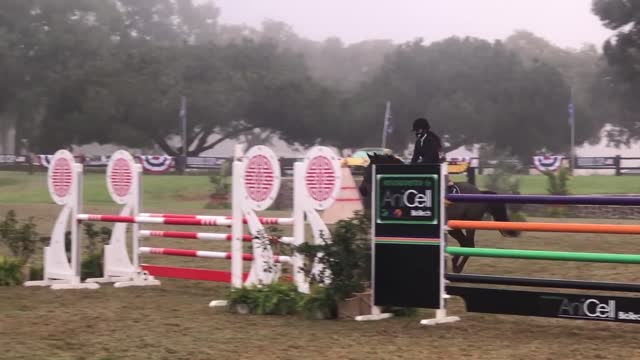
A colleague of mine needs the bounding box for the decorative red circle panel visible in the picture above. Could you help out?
[51,158,73,198]
[244,154,275,202]
[109,158,133,198]
[305,155,337,202]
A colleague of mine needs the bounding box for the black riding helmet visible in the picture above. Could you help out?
[412,117,430,131]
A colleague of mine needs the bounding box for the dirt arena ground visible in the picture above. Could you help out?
[2,204,640,359]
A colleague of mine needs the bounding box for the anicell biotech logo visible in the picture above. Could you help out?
[556,297,640,321]
[382,190,433,211]
[558,298,615,319]
[376,175,438,224]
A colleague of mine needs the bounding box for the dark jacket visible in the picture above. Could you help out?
[411,131,443,164]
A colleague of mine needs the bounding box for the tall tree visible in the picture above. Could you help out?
[345,37,578,161]
[592,0,640,144]
[0,0,118,150]
[504,30,606,148]
[229,19,395,93]
[36,38,339,155]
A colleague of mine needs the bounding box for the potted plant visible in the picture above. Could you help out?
[295,210,380,319]
[225,286,255,314]
[225,281,302,315]
[221,211,414,320]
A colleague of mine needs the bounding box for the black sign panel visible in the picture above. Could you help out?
[372,164,442,309]
[449,286,640,324]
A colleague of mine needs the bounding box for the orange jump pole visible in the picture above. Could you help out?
[448,220,640,235]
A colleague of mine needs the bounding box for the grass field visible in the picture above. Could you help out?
[449,172,640,195]
[2,171,640,359]
[2,170,640,211]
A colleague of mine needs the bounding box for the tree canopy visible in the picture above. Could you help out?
[1,0,636,160]
[342,37,582,161]
[592,0,640,145]
[1,0,339,154]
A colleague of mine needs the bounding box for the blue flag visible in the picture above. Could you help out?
[568,101,574,127]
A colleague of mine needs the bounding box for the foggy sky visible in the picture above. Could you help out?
[211,0,614,49]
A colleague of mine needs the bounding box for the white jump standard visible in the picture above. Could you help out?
[26,144,347,301]
[23,150,99,290]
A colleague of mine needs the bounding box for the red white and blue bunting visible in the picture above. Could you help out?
[37,155,54,168]
[138,155,173,173]
[533,155,563,172]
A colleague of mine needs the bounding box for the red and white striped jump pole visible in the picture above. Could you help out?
[79,214,295,227]
[77,214,235,226]
[138,213,294,225]
[138,247,292,264]
[138,230,294,244]
[140,230,243,241]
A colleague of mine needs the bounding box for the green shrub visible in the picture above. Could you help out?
[226,282,338,319]
[78,222,110,279]
[543,167,572,217]
[226,281,303,315]
[482,162,522,195]
[0,210,46,266]
[299,284,337,320]
[83,222,111,254]
[477,146,528,221]
[205,161,232,209]
[29,264,43,281]
[223,211,416,319]
[81,252,104,280]
[544,167,572,196]
[296,211,371,301]
[478,145,523,193]
[296,211,415,318]
[0,256,23,286]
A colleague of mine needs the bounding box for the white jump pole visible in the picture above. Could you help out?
[138,213,294,225]
[138,230,293,243]
[139,247,292,264]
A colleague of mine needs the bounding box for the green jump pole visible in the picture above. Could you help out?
[446,247,640,264]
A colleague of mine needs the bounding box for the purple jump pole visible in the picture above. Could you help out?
[446,194,640,206]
